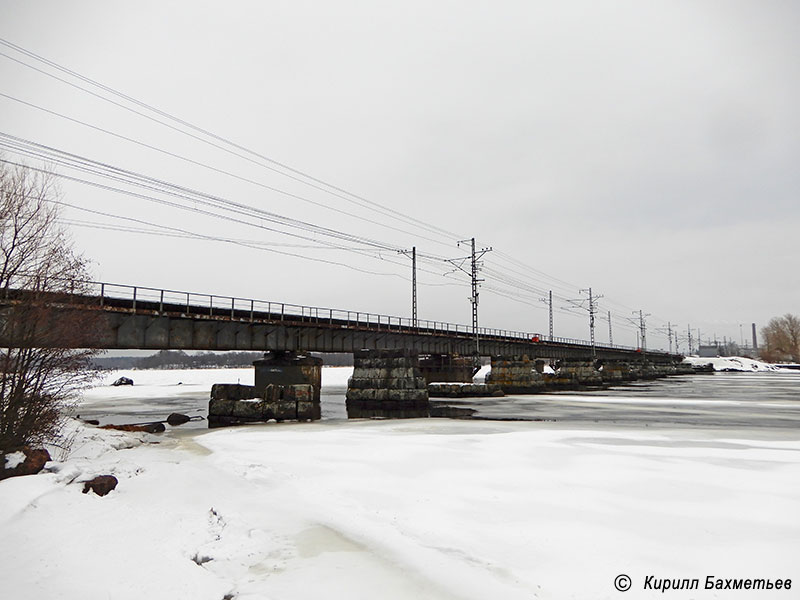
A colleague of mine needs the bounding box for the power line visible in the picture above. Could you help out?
[0,42,675,331]
[2,183,462,287]
[0,38,701,336]
[60,219,381,251]
[0,39,465,243]
[0,135,416,254]
[0,92,466,251]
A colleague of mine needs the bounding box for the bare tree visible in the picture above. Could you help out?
[760,314,800,363]
[0,161,99,451]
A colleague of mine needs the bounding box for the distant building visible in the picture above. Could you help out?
[698,344,721,358]
[737,345,759,359]
[699,341,759,359]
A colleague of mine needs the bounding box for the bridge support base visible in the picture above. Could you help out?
[484,356,692,395]
[598,361,633,383]
[346,349,429,418]
[253,351,322,402]
[485,355,545,394]
[418,354,474,383]
[208,383,320,427]
[638,362,684,379]
[600,360,691,383]
[554,361,604,387]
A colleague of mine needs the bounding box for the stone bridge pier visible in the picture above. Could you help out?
[485,355,545,394]
[418,353,474,383]
[483,356,692,394]
[551,360,604,388]
[486,355,610,393]
[597,360,636,383]
[598,359,692,382]
[345,349,430,418]
[253,351,322,401]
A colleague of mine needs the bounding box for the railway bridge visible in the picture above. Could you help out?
[0,281,675,359]
[0,281,689,419]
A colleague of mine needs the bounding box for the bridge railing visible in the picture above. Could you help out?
[77,280,653,353]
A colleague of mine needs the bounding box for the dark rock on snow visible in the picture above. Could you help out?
[0,447,52,481]
[101,422,166,433]
[166,413,191,426]
[83,475,118,496]
[111,377,134,386]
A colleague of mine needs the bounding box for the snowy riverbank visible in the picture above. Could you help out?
[682,355,789,372]
[2,415,799,600]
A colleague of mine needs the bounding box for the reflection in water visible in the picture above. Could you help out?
[344,402,477,420]
[345,403,431,420]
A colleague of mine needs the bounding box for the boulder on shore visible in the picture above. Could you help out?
[0,447,52,481]
[101,422,166,434]
[82,475,118,496]
[166,413,191,426]
[112,377,134,387]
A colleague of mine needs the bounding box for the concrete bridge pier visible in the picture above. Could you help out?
[345,349,430,418]
[253,351,322,402]
[633,361,673,380]
[548,360,604,388]
[418,353,474,383]
[641,362,681,379]
[485,355,545,394]
[208,351,324,426]
[598,360,636,383]
[601,359,690,383]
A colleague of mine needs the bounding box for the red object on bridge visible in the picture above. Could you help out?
[531,335,540,342]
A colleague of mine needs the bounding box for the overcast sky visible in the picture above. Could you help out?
[1,1,798,351]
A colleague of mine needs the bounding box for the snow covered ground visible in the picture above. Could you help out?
[2,368,799,599]
[682,355,785,372]
[2,420,799,598]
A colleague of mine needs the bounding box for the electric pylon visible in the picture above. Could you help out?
[447,238,492,366]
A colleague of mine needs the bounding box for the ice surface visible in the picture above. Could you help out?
[2,366,799,599]
[1,415,798,600]
[79,367,356,425]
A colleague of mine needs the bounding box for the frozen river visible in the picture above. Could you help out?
[78,367,800,434]
[3,367,799,600]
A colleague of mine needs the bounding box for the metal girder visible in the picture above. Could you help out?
[0,299,682,364]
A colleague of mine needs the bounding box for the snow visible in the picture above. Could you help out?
[1,416,799,599]
[4,451,26,470]
[473,364,491,381]
[83,367,256,404]
[1,367,799,599]
[683,355,781,372]
[321,365,354,387]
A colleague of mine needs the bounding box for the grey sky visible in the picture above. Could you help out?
[1,0,798,350]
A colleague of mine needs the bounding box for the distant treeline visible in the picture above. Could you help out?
[92,350,354,370]
[136,350,263,369]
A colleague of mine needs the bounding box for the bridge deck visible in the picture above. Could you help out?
[0,283,680,362]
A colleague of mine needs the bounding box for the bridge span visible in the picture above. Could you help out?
[0,281,679,363]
